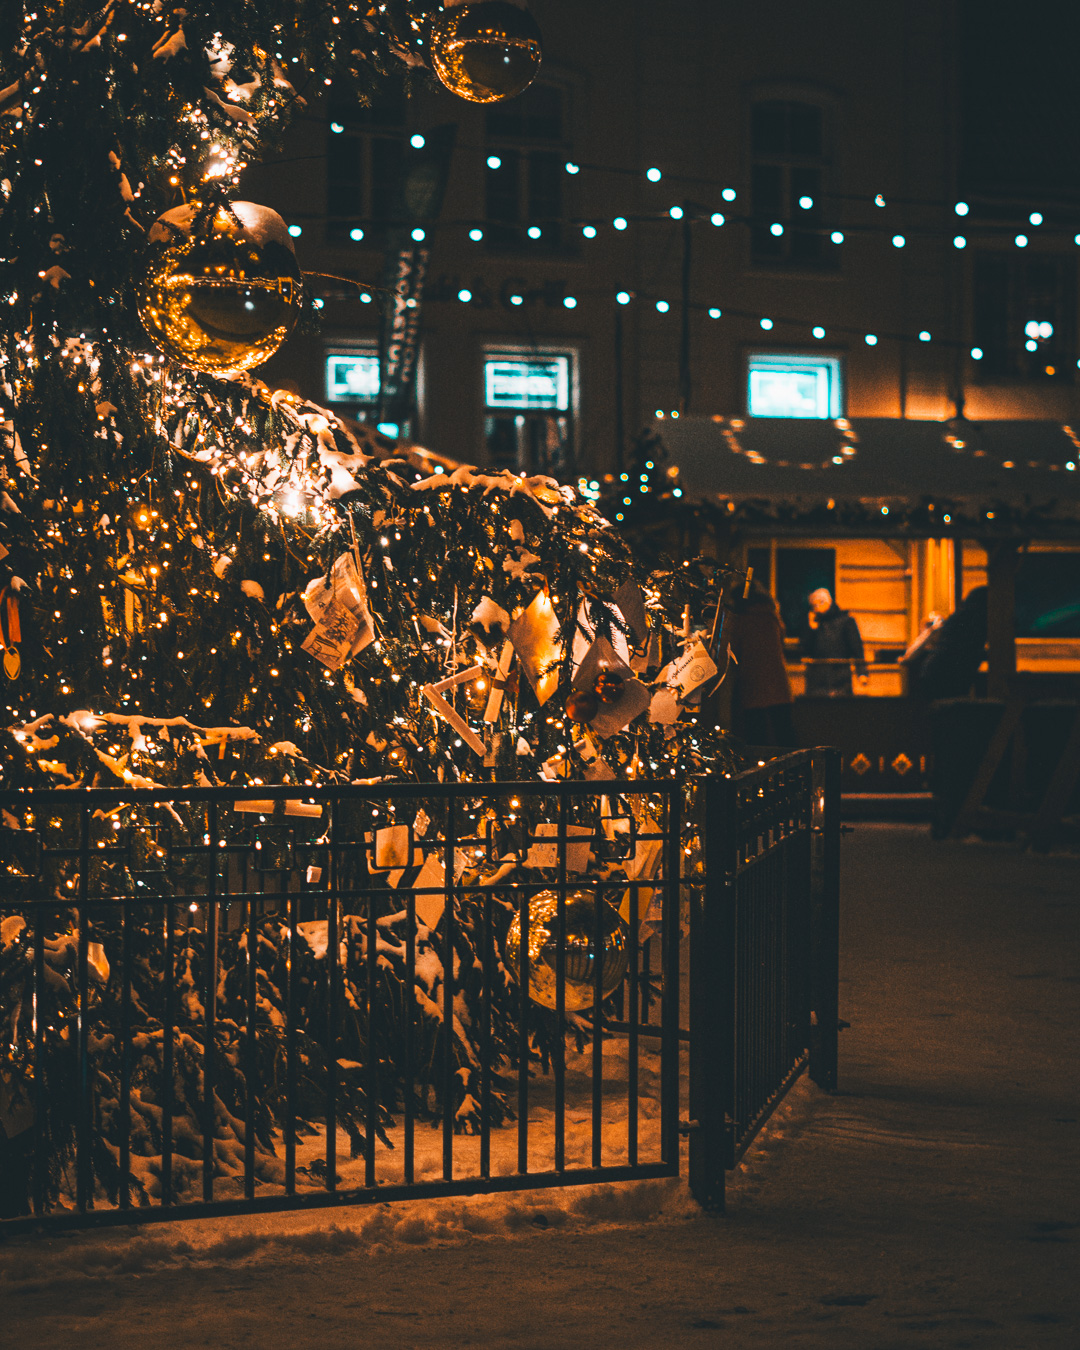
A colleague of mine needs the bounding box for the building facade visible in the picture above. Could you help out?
[243,0,1080,730]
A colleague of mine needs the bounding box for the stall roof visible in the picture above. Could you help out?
[660,416,1080,536]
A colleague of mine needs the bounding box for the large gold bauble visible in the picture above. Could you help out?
[136,201,302,375]
[503,890,628,1012]
[429,1,542,104]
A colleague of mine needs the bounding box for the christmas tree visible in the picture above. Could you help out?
[0,2,742,1214]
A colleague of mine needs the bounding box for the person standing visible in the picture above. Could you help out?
[801,587,868,697]
[728,579,797,746]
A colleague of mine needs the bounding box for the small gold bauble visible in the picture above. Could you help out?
[503,889,628,1011]
[429,1,542,104]
[136,201,302,375]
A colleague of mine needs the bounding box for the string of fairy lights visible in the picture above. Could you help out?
[281,153,1078,367]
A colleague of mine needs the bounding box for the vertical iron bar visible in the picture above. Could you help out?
[660,786,681,1167]
[591,878,603,1170]
[517,873,530,1175]
[326,803,339,1193]
[442,794,456,1181]
[32,907,46,1216]
[404,883,415,1186]
[75,807,91,1214]
[480,884,492,1179]
[366,862,378,1189]
[285,887,298,1195]
[627,873,639,1168]
[202,802,219,1204]
[554,788,567,1173]
[688,775,734,1210]
[810,749,841,1091]
[119,900,132,1209]
[161,898,175,1207]
[244,895,257,1201]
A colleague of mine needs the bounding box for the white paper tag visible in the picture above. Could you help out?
[671,640,718,698]
[306,865,323,885]
[234,799,275,814]
[301,551,376,668]
[525,822,594,872]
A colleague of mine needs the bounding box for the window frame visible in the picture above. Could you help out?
[746,86,839,274]
[324,93,407,246]
[481,342,580,475]
[483,82,573,255]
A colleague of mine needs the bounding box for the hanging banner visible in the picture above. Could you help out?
[378,124,457,428]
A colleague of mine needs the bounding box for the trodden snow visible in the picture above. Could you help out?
[1,824,1077,1348]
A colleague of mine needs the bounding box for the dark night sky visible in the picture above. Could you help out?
[962,0,1080,200]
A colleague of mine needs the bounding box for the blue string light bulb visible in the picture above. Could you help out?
[429,0,543,104]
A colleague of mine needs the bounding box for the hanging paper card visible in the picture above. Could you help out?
[301,618,356,671]
[614,579,648,646]
[572,600,630,673]
[670,640,718,700]
[632,626,663,675]
[572,634,628,691]
[648,686,681,725]
[524,822,594,872]
[508,591,563,705]
[374,824,411,870]
[588,675,652,739]
[412,853,446,929]
[301,550,375,665]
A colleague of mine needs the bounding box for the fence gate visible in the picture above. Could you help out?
[688,749,840,1209]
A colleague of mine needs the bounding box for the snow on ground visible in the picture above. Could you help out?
[2,825,1078,1349]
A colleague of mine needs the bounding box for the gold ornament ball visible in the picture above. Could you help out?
[137,201,303,375]
[429,1,542,104]
[503,890,628,1012]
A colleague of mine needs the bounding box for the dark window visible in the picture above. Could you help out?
[750,100,834,270]
[973,252,1076,381]
[484,84,567,252]
[325,92,406,243]
[748,546,837,636]
[1015,553,1080,637]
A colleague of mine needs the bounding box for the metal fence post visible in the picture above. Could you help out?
[689,774,737,1209]
[809,749,840,1092]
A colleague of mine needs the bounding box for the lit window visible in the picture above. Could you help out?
[483,348,575,475]
[747,353,842,419]
[485,354,570,410]
[326,351,380,404]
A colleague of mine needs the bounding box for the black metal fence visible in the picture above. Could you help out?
[0,752,838,1232]
[688,748,840,1209]
[0,779,684,1231]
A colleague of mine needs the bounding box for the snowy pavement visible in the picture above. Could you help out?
[2,824,1078,1348]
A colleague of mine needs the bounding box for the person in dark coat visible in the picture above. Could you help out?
[801,588,867,697]
[905,585,988,700]
[727,579,797,746]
